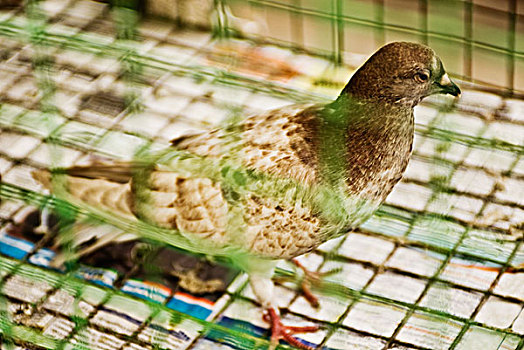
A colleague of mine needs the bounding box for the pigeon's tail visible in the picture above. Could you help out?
[31,168,138,268]
[31,169,134,218]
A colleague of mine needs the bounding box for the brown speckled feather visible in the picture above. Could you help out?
[33,42,460,262]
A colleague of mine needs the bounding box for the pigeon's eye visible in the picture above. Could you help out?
[414,72,429,83]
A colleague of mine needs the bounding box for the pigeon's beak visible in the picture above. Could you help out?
[434,73,461,97]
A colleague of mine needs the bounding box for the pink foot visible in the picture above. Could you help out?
[292,259,341,308]
[263,308,318,350]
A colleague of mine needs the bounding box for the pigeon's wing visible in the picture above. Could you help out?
[32,103,326,259]
[32,162,232,261]
[60,163,142,183]
[172,103,322,185]
[32,166,136,219]
[165,103,327,258]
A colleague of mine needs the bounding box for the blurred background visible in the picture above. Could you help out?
[0,0,522,349]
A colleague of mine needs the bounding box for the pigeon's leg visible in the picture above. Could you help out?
[263,308,318,350]
[33,207,51,234]
[33,188,53,234]
[292,258,341,308]
[250,272,319,350]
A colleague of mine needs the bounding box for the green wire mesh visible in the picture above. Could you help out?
[0,1,522,350]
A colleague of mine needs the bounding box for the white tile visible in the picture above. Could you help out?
[162,76,213,98]
[426,193,483,222]
[122,343,148,350]
[457,90,503,114]
[324,329,386,350]
[316,235,345,253]
[159,121,204,142]
[172,30,211,48]
[210,85,251,106]
[343,300,406,337]
[142,308,202,347]
[0,157,12,173]
[513,157,524,176]
[464,148,515,172]
[90,309,140,336]
[66,0,107,21]
[338,233,395,265]
[150,43,196,64]
[414,105,439,126]
[145,94,192,115]
[385,182,432,212]
[192,338,238,350]
[41,0,73,17]
[408,216,465,250]
[240,283,295,309]
[457,228,516,264]
[502,98,524,123]
[3,275,52,303]
[361,206,414,237]
[3,165,42,192]
[455,326,521,350]
[510,244,524,266]
[386,247,445,277]
[28,144,82,168]
[495,177,524,206]
[0,133,40,159]
[42,317,75,340]
[93,133,148,160]
[449,168,495,196]
[440,257,499,290]
[6,77,39,102]
[0,200,23,219]
[280,253,324,272]
[319,260,374,290]
[478,203,524,231]
[70,327,125,350]
[483,121,524,146]
[432,112,486,137]
[222,298,267,329]
[403,157,453,183]
[396,312,463,350]
[138,19,174,40]
[366,272,426,304]
[119,111,170,136]
[415,137,469,163]
[494,272,524,301]
[289,293,351,322]
[513,310,524,334]
[42,290,95,317]
[245,94,294,111]
[420,283,482,318]
[475,297,521,329]
[179,101,230,125]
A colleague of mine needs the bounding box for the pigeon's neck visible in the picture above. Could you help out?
[327,95,415,201]
[330,94,414,130]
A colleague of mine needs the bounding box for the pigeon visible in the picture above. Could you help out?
[32,41,460,349]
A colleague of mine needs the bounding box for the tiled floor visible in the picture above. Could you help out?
[0,1,523,350]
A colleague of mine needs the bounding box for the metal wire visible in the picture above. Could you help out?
[0,1,522,350]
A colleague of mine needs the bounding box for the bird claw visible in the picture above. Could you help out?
[291,259,341,309]
[263,308,318,350]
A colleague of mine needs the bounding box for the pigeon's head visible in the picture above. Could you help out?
[342,41,460,106]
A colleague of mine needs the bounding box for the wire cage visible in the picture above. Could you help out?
[216,0,524,95]
[0,0,522,350]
